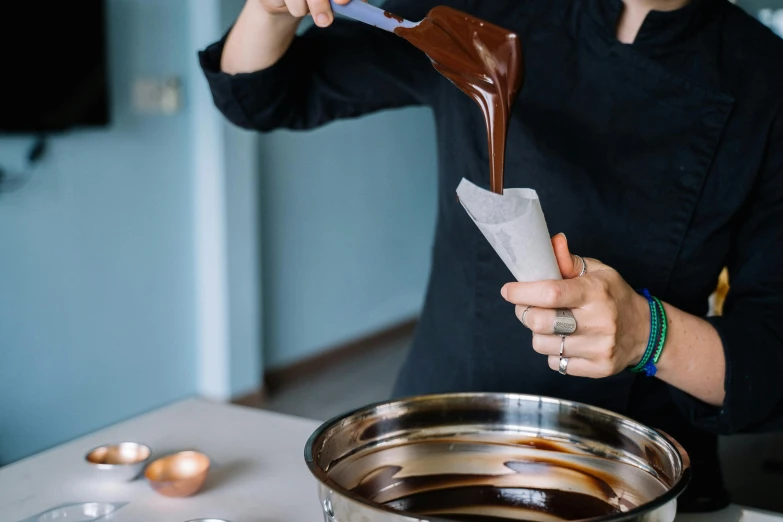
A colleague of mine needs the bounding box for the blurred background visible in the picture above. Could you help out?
[1,0,782,511]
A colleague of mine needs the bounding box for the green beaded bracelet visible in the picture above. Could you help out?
[630,289,659,373]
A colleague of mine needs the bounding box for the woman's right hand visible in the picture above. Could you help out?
[223,0,351,74]
[259,0,351,27]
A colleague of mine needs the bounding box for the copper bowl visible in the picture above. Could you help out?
[85,442,151,482]
[145,451,211,497]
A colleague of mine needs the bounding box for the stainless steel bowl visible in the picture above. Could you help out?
[305,393,690,522]
[85,442,151,482]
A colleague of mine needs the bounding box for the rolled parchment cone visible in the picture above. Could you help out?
[456,178,562,283]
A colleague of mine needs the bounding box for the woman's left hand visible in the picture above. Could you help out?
[501,234,651,377]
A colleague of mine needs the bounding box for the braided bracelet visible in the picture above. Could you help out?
[644,296,669,376]
[630,289,668,376]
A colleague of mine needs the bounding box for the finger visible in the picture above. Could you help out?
[547,355,610,378]
[551,234,612,277]
[552,233,583,279]
[502,279,587,309]
[532,333,610,359]
[285,0,310,17]
[516,306,587,335]
[261,0,291,13]
[307,0,333,26]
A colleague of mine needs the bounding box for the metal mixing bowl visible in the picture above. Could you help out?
[305,393,690,522]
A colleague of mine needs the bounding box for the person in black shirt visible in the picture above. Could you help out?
[199,0,783,512]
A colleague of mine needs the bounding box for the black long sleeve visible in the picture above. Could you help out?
[671,107,783,435]
[198,1,445,132]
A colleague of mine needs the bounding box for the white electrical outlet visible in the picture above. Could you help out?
[133,78,182,114]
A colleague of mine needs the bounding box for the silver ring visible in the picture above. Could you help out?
[577,255,587,277]
[554,309,577,336]
[559,335,566,357]
[559,356,570,375]
[521,305,534,328]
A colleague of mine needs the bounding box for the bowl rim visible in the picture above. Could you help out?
[304,392,692,522]
[84,441,152,467]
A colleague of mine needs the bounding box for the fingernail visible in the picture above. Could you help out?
[560,232,567,242]
[501,285,508,299]
[316,13,330,26]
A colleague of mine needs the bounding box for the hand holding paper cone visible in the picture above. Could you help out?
[457,178,649,379]
[501,234,652,379]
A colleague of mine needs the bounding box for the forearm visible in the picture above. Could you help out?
[221,1,300,74]
[655,302,726,407]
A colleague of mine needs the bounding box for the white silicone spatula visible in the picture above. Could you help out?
[329,0,418,32]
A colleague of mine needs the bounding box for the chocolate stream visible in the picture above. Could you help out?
[395,7,523,194]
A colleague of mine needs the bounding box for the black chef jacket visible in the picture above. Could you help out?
[200,0,783,510]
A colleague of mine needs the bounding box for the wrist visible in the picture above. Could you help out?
[628,292,651,367]
[222,1,301,74]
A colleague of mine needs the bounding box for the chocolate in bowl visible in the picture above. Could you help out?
[305,393,690,522]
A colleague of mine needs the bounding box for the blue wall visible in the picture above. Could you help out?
[219,0,264,398]
[0,0,198,464]
[0,0,439,463]
[260,108,438,369]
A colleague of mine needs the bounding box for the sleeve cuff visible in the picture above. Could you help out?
[197,31,300,131]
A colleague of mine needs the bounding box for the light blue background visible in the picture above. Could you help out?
[0,0,437,464]
[0,0,199,464]
[259,109,437,369]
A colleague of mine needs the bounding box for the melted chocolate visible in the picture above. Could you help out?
[512,438,569,452]
[350,463,621,521]
[384,10,405,23]
[386,486,619,521]
[395,7,523,194]
[334,434,666,522]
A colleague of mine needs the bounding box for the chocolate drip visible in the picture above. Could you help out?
[384,10,405,23]
[395,7,523,194]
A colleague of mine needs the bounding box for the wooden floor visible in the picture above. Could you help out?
[258,335,783,513]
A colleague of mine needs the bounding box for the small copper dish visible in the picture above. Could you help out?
[85,442,151,482]
[145,450,211,497]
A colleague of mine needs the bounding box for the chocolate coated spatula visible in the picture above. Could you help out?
[329,0,417,31]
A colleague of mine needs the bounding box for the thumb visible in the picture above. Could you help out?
[552,233,582,279]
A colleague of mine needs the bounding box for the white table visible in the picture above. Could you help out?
[0,398,779,522]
